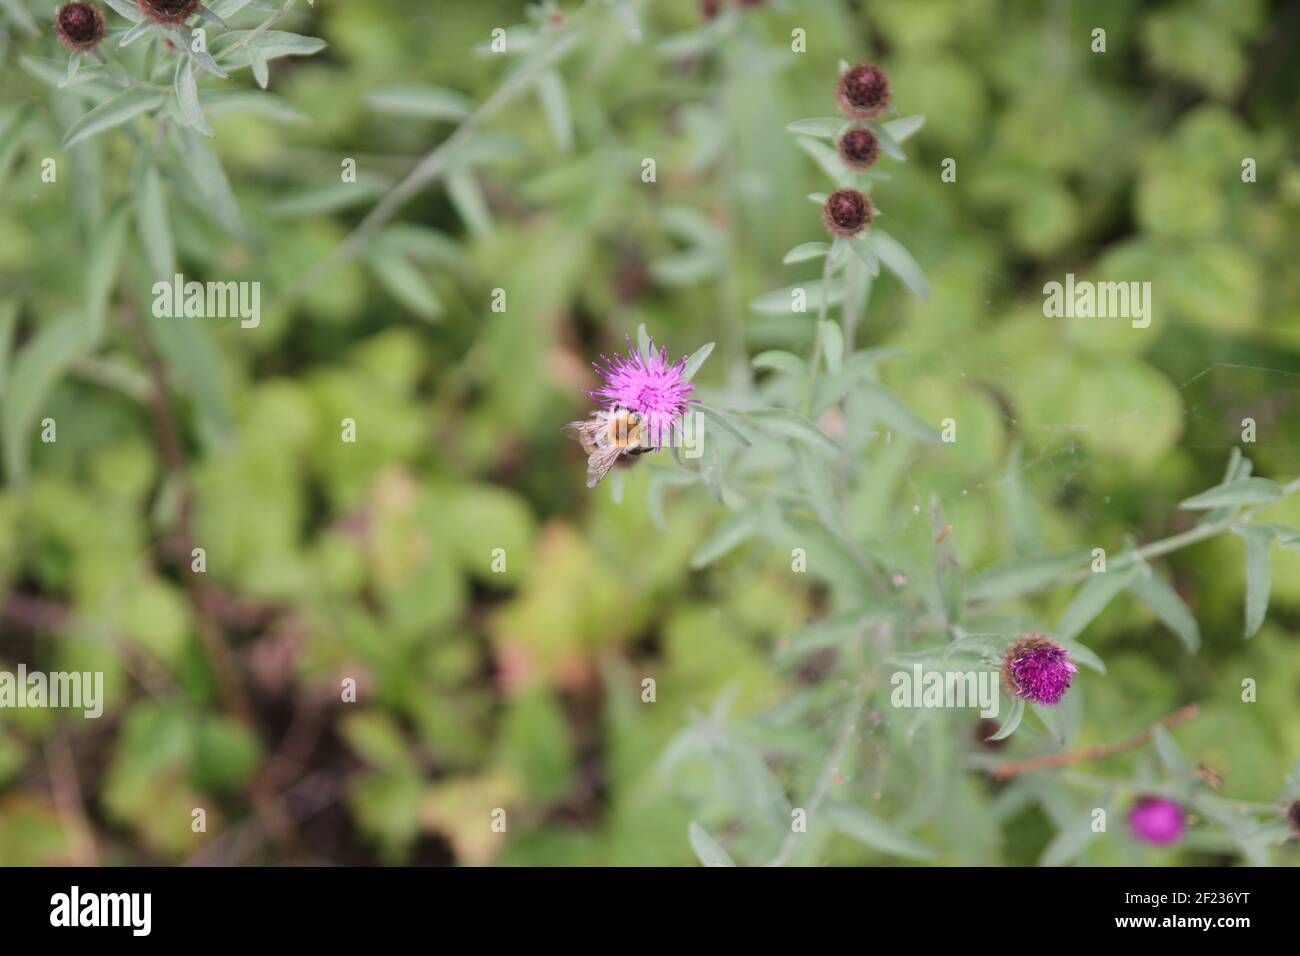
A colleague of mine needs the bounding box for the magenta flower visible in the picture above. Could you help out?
[1128,796,1187,846]
[589,337,695,449]
[1001,633,1077,706]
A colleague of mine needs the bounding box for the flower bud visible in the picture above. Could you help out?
[1128,796,1187,846]
[135,0,202,26]
[54,2,106,52]
[838,127,880,170]
[1000,633,1077,706]
[837,63,890,120]
[822,188,872,238]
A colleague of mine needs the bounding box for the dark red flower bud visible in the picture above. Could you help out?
[838,127,880,170]
[837,63,891,120]
[822,188,872,238]
[1287,799,1300,838]
[135,0,202,25]
[54,2,106,52]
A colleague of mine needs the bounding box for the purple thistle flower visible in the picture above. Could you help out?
[1000,633,1077,706]
[588,337,695,449]
[1128,796,1187,846]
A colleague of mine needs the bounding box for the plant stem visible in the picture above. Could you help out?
[800,252,835,416]
[767,680,867,866]
[992,704,1198,779]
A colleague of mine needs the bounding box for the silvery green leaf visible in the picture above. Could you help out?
[536,69,572,152]
[103,0,143,21]
[882,113,925,144]
[797,135,847,182]
[1199,448,1252,525]
[204,90,308,124]
[1180,477,1282,509]
[3,318,89,482]
[61,53,83,87]
[85,205,129,344]
[749,279,843,315]
[367,246,443,321]
[175,59,213,136]
[133,158,175,281]
[1152,726,1193,776]
[797,443,841,530]
[145,312,233,446]
[210,0,255,18]
[173,126,244,236]
[988,695,1024,741]
[1038,822,1096,867]
[856,380,938,443]
[681,342,715,382]
[119,20,153,48]
[635,322,651,357]
[966,550,1093,603]
[743,408,840,455]
[1002,441,1044,556]
[848,235,880,276]
[691,509,760,568]
[216,29,327,65]
[699,431,723,502]
[825,803,938,861]
[819,320,843,375]
[868,229,929,300]
[1056,639,1105,674]
[1055,566,1137,641]
[688,823,735,867]
[785,117,844,138]
[1233,525,1272,638]
[0,0,37,34]
[807,192,828,204]
[447,168,492,238]
[268,179,391,218]
[1127,569,1201,652]
[783,241,829,264]
[63,89,165,148]
[870,120,907,160]
[248,45,269,88]
[365,85,472,121]
[752,350,808,378]
[198,5,230,28]
[648,247,721,286]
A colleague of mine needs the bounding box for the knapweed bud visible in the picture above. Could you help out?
[1000,633,1077,706]
[1287,799,1300,838]
[1128,796,1187,846]
[135,0,202,25]
[838,127,880,170]
[837,63,890,120]
[54,2,106,52]
[822,188,872,238]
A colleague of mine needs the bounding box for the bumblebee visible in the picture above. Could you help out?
[562,407,653,487]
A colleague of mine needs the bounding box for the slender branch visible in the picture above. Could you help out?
[45,735,99,867]
[992,704,1198,780]
[767,681,868,866]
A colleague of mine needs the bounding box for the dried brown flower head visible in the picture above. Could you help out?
[135,0,202,26]
[837,63,890,120]
[838,127,880,170]
[55,2,106,52]
[822,188,872,238]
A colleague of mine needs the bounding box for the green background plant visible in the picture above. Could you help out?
[0,0,1297,866]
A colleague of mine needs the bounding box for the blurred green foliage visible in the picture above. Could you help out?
[0,0,1297,866]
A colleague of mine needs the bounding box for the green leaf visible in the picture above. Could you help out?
[819,320,844,375]
[868,229,929,301]
[62,89,164,149]
[882,114,925,144]
[1039,822,1096,867]
[635,322,651,358]
[1002,441,1043,556]
[174,59,213,136]
[85,204,129,344]
[856,381,939,443]
[536,70,572,152]
[215,30,327,68]
[1180,477,1282,510]
[688,822,736,867]
[869,120,906,161]
[132,159,175,282]
[172,127,244,237]
[785,117,844,138]
[1127,569,1201,653]
[1152,725,1193,776]
[3,318,89,483]
[752,350,808,378]
[966,550,1092,604]
[367,243,443,321]
[988,696,1024,741]
[446,169,492,238]
[365,85,472,120]
[1055,567,1137,641]
[743,408,840,455]
[783,241,830,264]
[749,280,844,315]
[825,803,938,861]
[797,444,841,531]
[248,45,269,89]
[690,509,760,569]
[0,0,38,34]
[695,402,752,446]
[1233,525,1272,638]
[681,342,715,382]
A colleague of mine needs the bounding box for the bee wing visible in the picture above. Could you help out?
[585,445,625,488]
[561,420,590,441]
